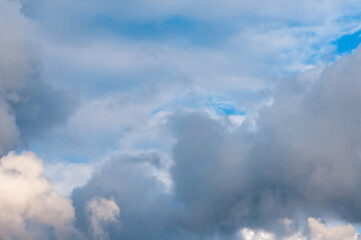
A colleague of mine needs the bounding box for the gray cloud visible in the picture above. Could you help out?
[3,0,361,239]
[72,152,177,240]
[0,0,77,154]
[71,45,361,239]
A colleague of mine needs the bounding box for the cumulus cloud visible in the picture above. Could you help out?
[308,218,360,240]
[86,197,120,239]
[3,0,361,239]
[239,218,360,240]
[69,44,361,239]
[0,151,80,240]
[72,152,173,240]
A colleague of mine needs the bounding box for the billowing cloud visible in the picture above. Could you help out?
[308,218,359,240]
[69,44,361,239]
[239,218,360,240]
[0,151,80,240]
[72,152,173,240]
[3,0,361,239]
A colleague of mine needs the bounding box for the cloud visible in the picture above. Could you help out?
[3,0,361,239]
[86,197,120,239]
[0,0,34,153]
[239,218,360,240]
[23,0,361,167]
[71,152,174,240]
[8,150,361,240]
[69,42,361,239]
[19,0,361,174]
[308,218,359,240]
[0,151,80,240]
[0,0,77,154]
[240,228,276,240]
[44,162,94,197]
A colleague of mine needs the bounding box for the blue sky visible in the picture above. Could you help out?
[334,29,361,53]
[2,0,361,239]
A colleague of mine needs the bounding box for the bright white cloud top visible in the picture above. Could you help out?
[2,0,361,239]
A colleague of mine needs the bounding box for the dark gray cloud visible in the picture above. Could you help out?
[72,152,178,240]
[0,0,77,154]
[12,83,77,145]
[72,46,361,239]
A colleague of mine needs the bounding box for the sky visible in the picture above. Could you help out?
[2,0,361,239]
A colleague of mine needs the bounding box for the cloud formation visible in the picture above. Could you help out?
[3,0,361,239]
[308,218,359,240]
[0,0,76,154]
[69,44,361,239]
[86,197,120,239]
[240,218,360,240]
[0,151,79,240]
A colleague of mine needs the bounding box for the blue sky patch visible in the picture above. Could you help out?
[334,29,361,54]
[208,97,246,116]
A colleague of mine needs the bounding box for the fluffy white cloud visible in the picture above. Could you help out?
[239,218,360,240]
[240,228,275,240]
[308,218,360,240]
[0,151,80,240]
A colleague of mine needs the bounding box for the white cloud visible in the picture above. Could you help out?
[240,228,275,240]
[308,218,360,240]
[0,151,80,240]
[86,197,120,240]
[238,218,360,240]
